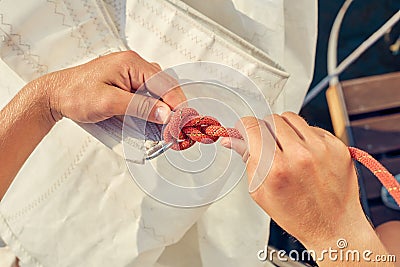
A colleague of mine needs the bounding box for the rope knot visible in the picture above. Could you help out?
[163,107,242,150]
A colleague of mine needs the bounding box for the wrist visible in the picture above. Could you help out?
[303,215,374,251]
[302,216,392,266]
[35,72,63,123]
[302,204,373,248]
[24,76,60,128]
[294,170,368,249]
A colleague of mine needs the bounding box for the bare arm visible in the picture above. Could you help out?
[0,51,185,200]
[0,78,55,198]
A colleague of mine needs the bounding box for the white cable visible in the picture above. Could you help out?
[327,0,353,86]
[303,10,400,107]
[335,10,400,75]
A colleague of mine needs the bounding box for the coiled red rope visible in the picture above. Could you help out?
[163,108,400,206]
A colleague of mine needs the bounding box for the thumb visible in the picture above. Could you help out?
[110,89,171,124]
[221,117,263,163]
[220,137,249,162]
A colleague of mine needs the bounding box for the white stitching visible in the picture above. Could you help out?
[0,214,44,266]
[0,14,48,76]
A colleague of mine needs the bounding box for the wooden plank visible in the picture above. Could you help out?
[341,72,400,116]
[350,113,400,155]
[327,74,400,227]
[326,84,350,145]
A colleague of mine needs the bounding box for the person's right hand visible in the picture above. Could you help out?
[37,50,185,124]
[222,113,381,254]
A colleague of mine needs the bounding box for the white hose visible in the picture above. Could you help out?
[327,0,353,86]
[303,10,400,107]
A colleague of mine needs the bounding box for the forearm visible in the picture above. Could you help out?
[0,78,55,199]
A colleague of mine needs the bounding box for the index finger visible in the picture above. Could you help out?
[161,86,187,110]
[143,69,187,110]
[237,117,276,192]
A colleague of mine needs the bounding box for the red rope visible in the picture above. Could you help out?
[349,147,400,206]
[163,108,242,150]
[163,108,400,206]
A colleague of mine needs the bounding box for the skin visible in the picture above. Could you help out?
[222,112,395,266]
[376,221,400,264]
[0,51,186,200]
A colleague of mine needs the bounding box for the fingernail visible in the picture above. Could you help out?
[155,106,169,123]
[220,138,231,148]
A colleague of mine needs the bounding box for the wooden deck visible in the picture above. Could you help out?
[327,72,400,226]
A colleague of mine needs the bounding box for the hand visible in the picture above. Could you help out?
[38,50,185,124]
[222,112,373,249]
[0,50,186,199]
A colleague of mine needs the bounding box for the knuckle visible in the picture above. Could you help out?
[271,114,281,121]
[313,126,327,134]
[270,114,283,127]
[124,50,140,58]
[116,51,142,68]
[282,111,308,125]
[313,126,334,139]
[281,111,297,118]
[151,62,162,70]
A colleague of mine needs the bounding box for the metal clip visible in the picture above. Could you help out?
[145,140,185,160]
[145,141,173,160]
